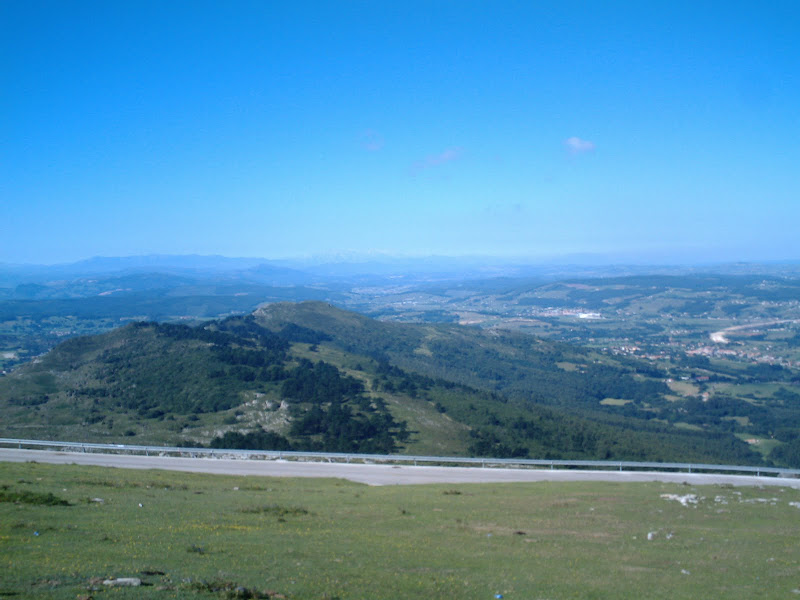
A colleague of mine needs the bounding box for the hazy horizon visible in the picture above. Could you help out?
[5,250,800,273]
[3,2,799,265]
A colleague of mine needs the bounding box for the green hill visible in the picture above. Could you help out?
[0,302,765,464]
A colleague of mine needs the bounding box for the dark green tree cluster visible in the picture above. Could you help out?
[277,323,332,344]
[277,359,409,453]
[769,438,800,468]
[289,401,408,453]
[209,428,294,451]
[92,321,288,415]
[281,359,364,403]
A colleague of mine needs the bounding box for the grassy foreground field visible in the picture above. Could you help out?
[2,462,799,599]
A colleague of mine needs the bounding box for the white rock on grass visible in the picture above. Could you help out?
[740,497,779,505]
[660,494,700,507]
[103,578,141,587]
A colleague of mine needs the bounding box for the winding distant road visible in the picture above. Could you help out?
[2,448,799,488]
[710,319,800,343]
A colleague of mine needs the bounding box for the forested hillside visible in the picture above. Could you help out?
[0,302,776,465]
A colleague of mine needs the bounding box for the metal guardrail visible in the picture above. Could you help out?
[1,437,799,478]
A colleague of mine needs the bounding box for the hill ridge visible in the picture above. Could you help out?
[0,302,767,465]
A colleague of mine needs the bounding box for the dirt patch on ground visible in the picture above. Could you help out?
[545,497,580,508]
[467,523,613,539]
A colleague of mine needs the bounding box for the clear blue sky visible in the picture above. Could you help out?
[2,1,799,264]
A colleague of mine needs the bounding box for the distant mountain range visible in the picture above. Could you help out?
[4,253,800,289]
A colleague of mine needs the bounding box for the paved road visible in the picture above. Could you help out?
[709,318,800,343]
[2,448,799,488]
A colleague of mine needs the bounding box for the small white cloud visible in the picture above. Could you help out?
[565,137,595,155]
[483,202,525,217]
[412,147,464,172]
[360,129,384,151]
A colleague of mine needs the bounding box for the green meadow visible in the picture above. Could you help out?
[2,461,799,599]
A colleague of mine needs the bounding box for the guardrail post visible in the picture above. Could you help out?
[619,462,622,472]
